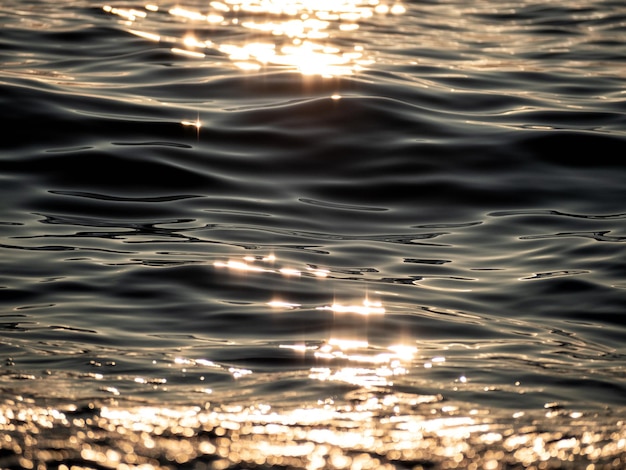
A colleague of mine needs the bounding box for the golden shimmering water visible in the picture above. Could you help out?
[2,0,626,468]
[1,395,625,469]
[103,0,406,76]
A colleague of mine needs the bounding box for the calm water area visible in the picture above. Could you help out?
[1,0,625,468]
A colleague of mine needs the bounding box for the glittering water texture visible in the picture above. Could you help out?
[0,0,625,468]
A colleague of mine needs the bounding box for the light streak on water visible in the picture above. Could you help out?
[103,0,407,76]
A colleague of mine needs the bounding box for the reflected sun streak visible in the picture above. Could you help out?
[103,0,406,76]
[316,300,385,315]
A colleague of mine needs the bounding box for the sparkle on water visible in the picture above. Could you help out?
[2,1,624,468]
[103,0,406,76]
[1,394,625,469]
[2,249,625,468]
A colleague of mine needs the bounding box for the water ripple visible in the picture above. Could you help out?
[1,1,626,466]
[298,198,388,212]
[49,190,201,202]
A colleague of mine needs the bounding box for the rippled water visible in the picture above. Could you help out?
[1,0,626,468]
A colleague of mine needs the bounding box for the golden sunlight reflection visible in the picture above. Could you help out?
[170,334,417,391]
[181,115,202,141]
[316,299,385,315]
[215,255,386,329]
[214,259,273,273]
[267,300,301,308]
[103,0,406,76]
[310,338,416,388]
[127,28,160,42]
[214,255,331,280]
[2,396,625,469]
[172,47,206,59]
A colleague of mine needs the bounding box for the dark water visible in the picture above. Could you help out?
[1,0,626,468]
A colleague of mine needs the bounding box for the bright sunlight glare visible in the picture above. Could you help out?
[103,0,406,76]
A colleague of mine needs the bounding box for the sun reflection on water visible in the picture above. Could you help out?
[103,0,406,76]
[214,254,328,277]
[310,338,416,388]
[211,253,415,387]
[2,396,624,469]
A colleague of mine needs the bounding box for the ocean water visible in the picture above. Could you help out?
[1,0,626,468]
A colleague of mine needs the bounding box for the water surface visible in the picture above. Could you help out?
[1,0,625,468]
